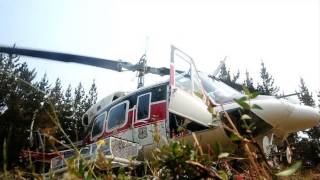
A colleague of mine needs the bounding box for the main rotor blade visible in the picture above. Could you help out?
[0,46,132,72]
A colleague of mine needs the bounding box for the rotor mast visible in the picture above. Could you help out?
[137,54,147,88]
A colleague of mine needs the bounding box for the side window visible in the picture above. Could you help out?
[91,113,106,139]
[137,93,151,121]
[107,101,128,130]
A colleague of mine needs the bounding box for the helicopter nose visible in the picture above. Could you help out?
[251,97,320,133]
[286,104,320,132]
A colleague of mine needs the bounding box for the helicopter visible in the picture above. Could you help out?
[0,45,319,176]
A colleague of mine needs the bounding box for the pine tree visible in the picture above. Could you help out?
[257,61,279,95]
[36,73,50,93]
[0,53,39,167]
[218,63,231,82]
[290,78,320,167]
[0,53,20,167]
[0,52,101,166]
[17,62,36,83]
[16,62,37,107]
[59,84,74,142]
[86,80,98,109]
[232,70,240,84]
[317,91,320,110]
[73,83,86,141]
[74,83,85,107]
[50,78,63,109]
[28,73,52,128]
[218,63,243,91]
[63,85,73,113]
[17,62,39,120]
[46,78,64,139]
[0,54,19,111]
[297,78,315,107]
[243,70,256,92]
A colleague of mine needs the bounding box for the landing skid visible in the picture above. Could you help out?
[29,137,142,179]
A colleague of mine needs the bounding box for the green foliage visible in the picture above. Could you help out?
[152,141,198,179]
[276,161,302,176]
[288,80,319,167]
[232,88,262,136]
[317,91,320,111]
[58,84,74,141]
[289,136,320,167]
[234,97,251,110]
[212,142,222,155]
[151,140,226,179]
[87,80,98,108]
[218,63,231,82]
[243,70,256,92]
[2,139,7,179]
[229,133,241,142]
[69,81,98,141]
[297,78,315,107]
[287,85,319,168]
[36,73,50,93]
[73,83,86,141]
[218,63,243,91]
[257,61,279,95]
[0,52,98,167]
[0,53,38,167]
[50,78,63,109]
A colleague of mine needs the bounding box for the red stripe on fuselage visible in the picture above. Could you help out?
[88,101,167,143]
[133,101,167,127]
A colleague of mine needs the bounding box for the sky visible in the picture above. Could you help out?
[0,0,319,103]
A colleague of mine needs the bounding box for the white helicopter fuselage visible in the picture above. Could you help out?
[80,76,319,161]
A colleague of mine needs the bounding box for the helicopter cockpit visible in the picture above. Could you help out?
[198,72,243,104]
[174,70,244,105]
[171,46,243,106]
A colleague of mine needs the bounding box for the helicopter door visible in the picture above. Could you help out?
[133,92,154,145]
[168,46,214,127]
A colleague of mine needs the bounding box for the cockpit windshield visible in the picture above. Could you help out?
[198,72,243,104]
[169,46,243,104]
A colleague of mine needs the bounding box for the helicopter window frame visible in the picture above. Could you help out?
[90,112,107,141]
[106,100,129,132]
[136,92,151,121]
